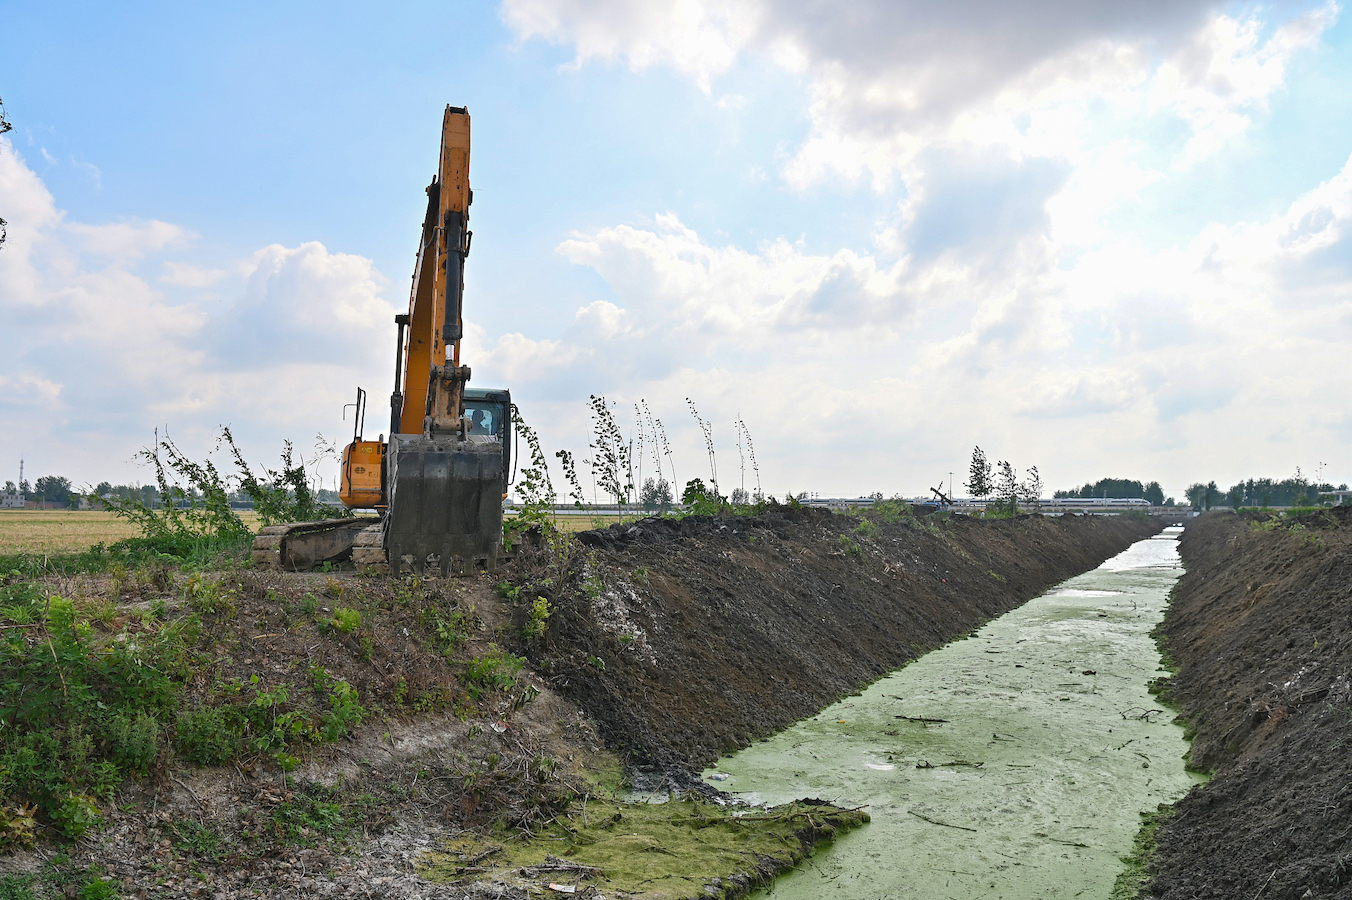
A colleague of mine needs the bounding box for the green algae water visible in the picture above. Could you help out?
[709,526,1199,899]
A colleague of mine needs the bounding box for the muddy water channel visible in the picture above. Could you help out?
[710,527,1200,899]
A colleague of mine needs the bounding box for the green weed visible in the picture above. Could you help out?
[331,608,362,633]
[464,647,525,700]
[838,535,864,559]
[167,818,223,860]
[0,875,37,900]
[520,596,551,641]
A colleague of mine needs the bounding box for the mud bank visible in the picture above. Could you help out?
[1147,508,1352,899]
[509,507,1162,774]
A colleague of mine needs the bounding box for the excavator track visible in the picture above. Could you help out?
[251,517,381,571]
[351,523,389,574]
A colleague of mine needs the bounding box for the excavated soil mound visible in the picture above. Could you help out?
[1149,508,1352,899]
[507,506,1160,774]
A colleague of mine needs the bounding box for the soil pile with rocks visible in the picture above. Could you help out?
[507,505,1161,775]
[1148,508,1352,899]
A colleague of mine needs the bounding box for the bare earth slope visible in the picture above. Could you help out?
[1148,508,1352,899]
[508,507,1161,775]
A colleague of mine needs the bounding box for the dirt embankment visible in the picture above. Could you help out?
[1147,508,1352,899]
[507,506,1161,774]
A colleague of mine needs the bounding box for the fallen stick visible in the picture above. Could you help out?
[895,715,948,723]
[907,810,976,832]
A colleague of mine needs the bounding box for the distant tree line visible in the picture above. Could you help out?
[1053,478,1168,506]
[1183,476,1347,511]
[3,477,340,509]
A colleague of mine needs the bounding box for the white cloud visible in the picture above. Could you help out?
[502,0,762,92]
[0,143,398,486]
[161,261,226,287]
[65,219,188,259]
[555,212,914,348]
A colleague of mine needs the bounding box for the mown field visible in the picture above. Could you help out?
[0,508,647,557]
[0,510,264,555]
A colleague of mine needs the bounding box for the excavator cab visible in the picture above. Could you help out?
[463,388,512,481]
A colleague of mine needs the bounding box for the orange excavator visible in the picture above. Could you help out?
[252,106,511,575]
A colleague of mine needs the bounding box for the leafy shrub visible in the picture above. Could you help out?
[49,793,103,839]
[333,608,362,633]
[424,609,469,656]
[103,711,162,776]
[0,803,37,851]
[521,596,551,641]
[183,573,235,617]
[0,593,184,837]
[175,707,243,766]
[464,647,525,700]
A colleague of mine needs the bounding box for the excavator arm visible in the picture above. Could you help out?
[399,105,472,437]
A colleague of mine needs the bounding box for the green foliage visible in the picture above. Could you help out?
[77,878,116,900]
[588,394,634,508]
[182,573,235,617]
[554,448,587,508]
[993,459,1020,515]
[0,875,37,900]
[167,818,223,860]
[309,667,365,741]
[331,608,362,633]
[49,793,103,839]
[870,498,912,523]
[98,432,249,558]
[507,407,557,545]
[838,534,864,560]
[175,707,243,766]
[463,647,525,700]
[521,596,551,641]
[686,398,719,496]
[0,587,184,841]
[853,518,879,539]
[639,476,674,513]
[423,608,470,656]
[1054,477,1162,503]
[680,478,725,516]
[222,426,334,525]
[966,446,993,499]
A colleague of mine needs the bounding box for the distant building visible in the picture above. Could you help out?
[0,491,22,509]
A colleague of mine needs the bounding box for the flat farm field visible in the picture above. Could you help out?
[0,509,262,555]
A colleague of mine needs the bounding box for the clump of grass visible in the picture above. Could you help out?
[464,647,526,700]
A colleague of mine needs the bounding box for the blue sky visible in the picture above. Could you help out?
[2,0,1351,502]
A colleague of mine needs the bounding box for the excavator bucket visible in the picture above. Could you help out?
[382,432,503,576]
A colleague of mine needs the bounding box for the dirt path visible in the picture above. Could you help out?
[1146,508,1352,899]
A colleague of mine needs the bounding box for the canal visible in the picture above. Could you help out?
[707,526,1199,899]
